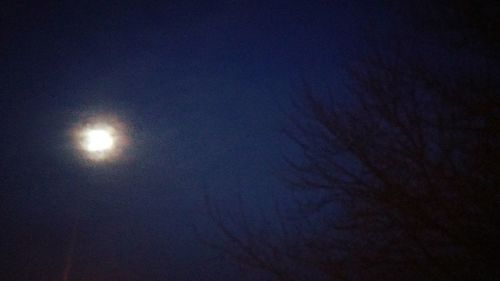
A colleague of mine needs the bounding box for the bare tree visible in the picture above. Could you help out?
[213,1,499,280]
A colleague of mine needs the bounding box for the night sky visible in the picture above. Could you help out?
[1,1,376,280]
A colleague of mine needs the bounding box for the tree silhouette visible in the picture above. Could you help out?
[212,1,499,280]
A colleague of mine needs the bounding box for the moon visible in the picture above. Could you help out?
[73,117,127,162]
[82,128,115,152]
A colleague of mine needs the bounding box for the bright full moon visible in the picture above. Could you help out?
[83,128,115,152]
[73,117,126,162]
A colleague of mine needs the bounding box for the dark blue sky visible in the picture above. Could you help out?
[1,1,377,280]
